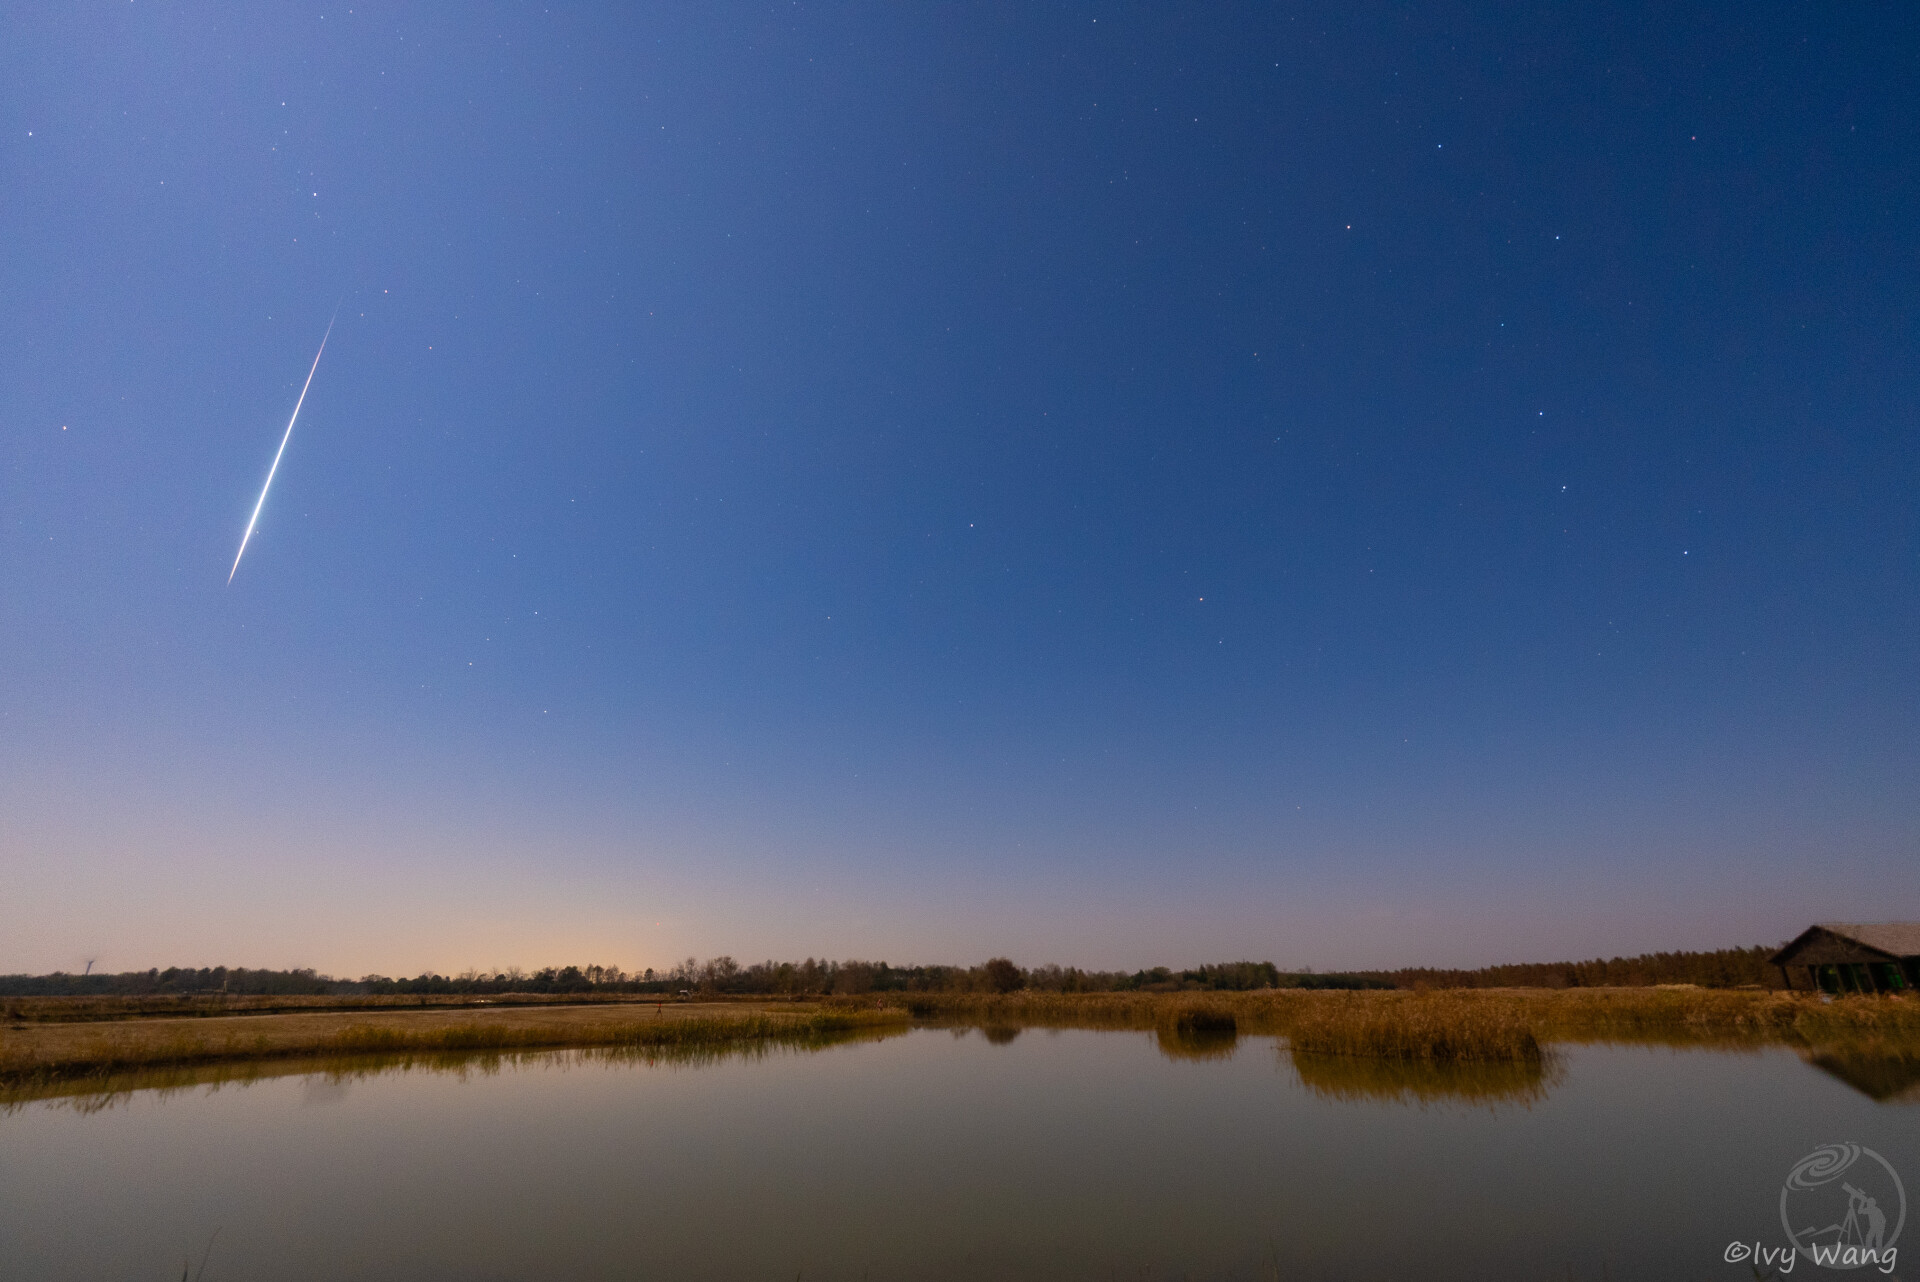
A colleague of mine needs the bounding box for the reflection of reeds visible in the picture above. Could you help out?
[1797,1037,1920,1103]
[0,1008,907,1095]
[1,1023,910,1114]
[1154,1027,1239,1061]
[1289,1049,1560,1107]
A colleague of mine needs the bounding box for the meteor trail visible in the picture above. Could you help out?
[228,312,335,584]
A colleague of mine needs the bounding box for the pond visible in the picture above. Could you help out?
[2,1026,1915,1280]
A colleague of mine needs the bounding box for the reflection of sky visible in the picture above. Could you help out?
[3,5,1916,974]
[3,1036,1911,1279]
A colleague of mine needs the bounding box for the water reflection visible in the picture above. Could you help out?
[1799,1044,1920,1103]
[0,1023,911,1115]
[1287,1049,1562,1108]
[12,1019,1919,1123]
[6,1029,1917,1281]
[1154,1026,1240,1061]
[299,1074,351,1107]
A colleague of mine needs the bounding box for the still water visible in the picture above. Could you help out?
[2,1027,1915,1280]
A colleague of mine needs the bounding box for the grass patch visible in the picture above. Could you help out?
[1284,992,1543,1063]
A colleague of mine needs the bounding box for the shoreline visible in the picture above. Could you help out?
[7,987,1915,1096]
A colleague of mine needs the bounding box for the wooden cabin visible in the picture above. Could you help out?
[1771,923,1920,994]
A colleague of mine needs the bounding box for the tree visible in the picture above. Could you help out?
[983,957,1024,993]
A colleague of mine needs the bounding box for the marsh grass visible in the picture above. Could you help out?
[869,987,1920,1059]
[11,986,1916,1092]
[1,1023,910,1113]
[1283,992,1544,1063]
[1149,1000,1241,1060]
[0,1007,907,1093]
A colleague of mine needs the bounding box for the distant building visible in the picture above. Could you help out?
[1771,923,1920,994]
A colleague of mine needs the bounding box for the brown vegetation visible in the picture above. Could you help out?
[1283,992,1543,1063]
[864,985,1920,1053]
[0,1001,906,1091]
[7,985,1914,1102]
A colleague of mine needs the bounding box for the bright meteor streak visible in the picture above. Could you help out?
[228,313,335,584]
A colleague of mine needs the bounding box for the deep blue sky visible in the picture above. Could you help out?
[3,3,1915,975]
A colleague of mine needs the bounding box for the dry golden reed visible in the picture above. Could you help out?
[868,986,1920,1056]
[0,1007,905,1090]
[1282,992,1543,1062]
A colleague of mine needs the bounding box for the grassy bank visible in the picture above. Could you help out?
[0,1004,907,1090]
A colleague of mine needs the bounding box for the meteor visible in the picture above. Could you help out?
[228,312,335,584]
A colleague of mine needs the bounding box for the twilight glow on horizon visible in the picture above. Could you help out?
[2,3,1915,979]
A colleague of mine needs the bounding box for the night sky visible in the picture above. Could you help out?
[4,3,1915,976]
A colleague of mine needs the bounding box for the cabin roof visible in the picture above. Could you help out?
[1818,922,1920,956]
[1772,922,1920,964]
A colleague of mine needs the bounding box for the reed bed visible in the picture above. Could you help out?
[1284,992,1544,1063]
[879,990,1167,1028]
[3,1024,913,1114]
[868,987,1920,1057]
[10,987,1913,1087]
[0,1006,906,1090]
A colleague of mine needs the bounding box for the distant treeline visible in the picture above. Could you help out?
[0,945,1787,999]
[1365,945,1785,990]
[0,959,1385,999]
[358,958,1387,996]
[0,966,335,998]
